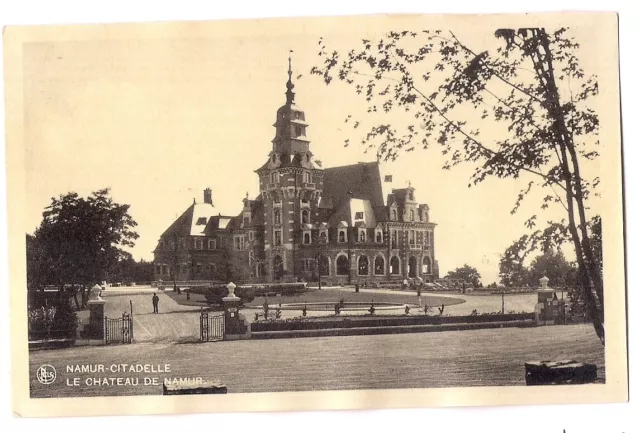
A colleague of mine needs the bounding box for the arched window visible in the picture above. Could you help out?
[410,210,415,221]
[336,255,349,275]
[338,230,347,243]
[303,232,311,244]
[390,256,400,275]
[409,256,417,278]
[319,256,330,276]
[359,230,366,242]
[272,154,277,163]
[391,209,397,220]
[301,209,310,224]
[271,172,278,183]
[320,230,328,240]
[303,172,310,183]
[375,230,383,243]
[274,209,281,225]
[374,256,385,275]
[422,256,432,274]
[358,256,369,276]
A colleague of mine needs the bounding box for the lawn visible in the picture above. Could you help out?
[29,324,604,398]
[244,288,465,308]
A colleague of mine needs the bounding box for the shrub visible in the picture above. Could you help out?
[28,297,78,341]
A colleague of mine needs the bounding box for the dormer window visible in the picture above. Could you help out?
[303,232,311,245]
[196,217,207,225]
[359,229,366,243]
[303,172,310,183]
[375,229,383,243]
[355,211,364,220]
[338,229,347,243]
[391,209,397,220]
[409,190,414,201]
[410,210,415,221]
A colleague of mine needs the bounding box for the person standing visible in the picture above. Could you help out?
[152,293,159,314]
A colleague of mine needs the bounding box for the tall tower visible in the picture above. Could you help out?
[256,55,324,282]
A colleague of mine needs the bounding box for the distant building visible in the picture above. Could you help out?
[153,59,438,284]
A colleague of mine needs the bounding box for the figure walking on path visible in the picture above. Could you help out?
[152,293,159,314]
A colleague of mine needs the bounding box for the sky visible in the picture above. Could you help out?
[21,16,606,284]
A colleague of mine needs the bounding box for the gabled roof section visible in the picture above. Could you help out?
[160,202,219,239]
[323,162,386,210]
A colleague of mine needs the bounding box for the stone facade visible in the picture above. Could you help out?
[153,60,438,284]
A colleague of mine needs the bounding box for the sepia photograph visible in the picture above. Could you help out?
[3,11,627,417]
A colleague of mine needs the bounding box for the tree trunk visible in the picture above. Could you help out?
[71,284,80,310]
[530,30,605,345]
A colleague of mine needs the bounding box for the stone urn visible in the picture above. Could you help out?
[225,281,238,299]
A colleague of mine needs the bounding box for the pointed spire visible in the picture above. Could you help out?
[286,50,295,105]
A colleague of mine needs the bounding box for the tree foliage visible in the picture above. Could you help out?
[311,27,605,344]
[445,264,482,287]
[27,189,139,308]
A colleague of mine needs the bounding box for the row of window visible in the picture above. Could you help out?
[273,208,312,225]
[159,233,257,251]
[270,171,313,184]
[155,262,218,277]
[292,228,433,247]
[158,238,218,251]
[389,208,428,222]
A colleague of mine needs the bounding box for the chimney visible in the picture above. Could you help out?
[203,188,213,205]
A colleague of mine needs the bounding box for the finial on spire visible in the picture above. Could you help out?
[286,49,295,104]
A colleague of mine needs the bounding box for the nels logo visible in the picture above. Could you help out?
[36,365,57,385]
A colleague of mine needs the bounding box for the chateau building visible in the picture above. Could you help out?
[153,60,439,284]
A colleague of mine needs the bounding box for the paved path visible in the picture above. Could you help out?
[29,324,604,397]
[102,291,208,343]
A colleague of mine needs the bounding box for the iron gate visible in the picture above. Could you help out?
[200,311,224,342]
[104,312,133,344]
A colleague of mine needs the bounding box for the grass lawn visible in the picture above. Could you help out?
[244,288,465,308]
[29,324,604,398]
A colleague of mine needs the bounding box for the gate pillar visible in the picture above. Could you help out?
[222,282,251,341]
[87,298,107,340]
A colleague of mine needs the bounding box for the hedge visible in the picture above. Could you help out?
[251,312,535,332]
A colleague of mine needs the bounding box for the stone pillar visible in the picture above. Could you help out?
[535,276,557,325]
[87,299,106,340]
[222,282,251,341]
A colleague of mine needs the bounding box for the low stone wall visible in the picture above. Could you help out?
[252,320,536,340]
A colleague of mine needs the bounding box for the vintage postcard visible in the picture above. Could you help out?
[4,12,627,417]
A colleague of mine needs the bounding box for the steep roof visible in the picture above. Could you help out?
[322,162,386,209]
[160,201,236,239]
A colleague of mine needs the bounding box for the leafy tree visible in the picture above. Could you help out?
[28,188,139,308]
[499,236,531,287]
[445,264,481,287]
[311,27,605,344]
[528,249,576,288]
